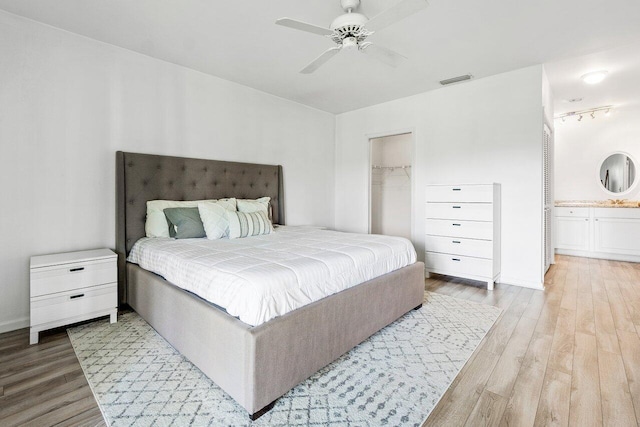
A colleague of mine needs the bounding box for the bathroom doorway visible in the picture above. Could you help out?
[369,133,413,240]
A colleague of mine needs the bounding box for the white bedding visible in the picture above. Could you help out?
[127,226,417,326]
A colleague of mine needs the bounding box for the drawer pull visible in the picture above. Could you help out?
[70,294,85,300]
[452,223,462,226]
[69,267,85,272]
[452,240,461,244]
[452,206,461,209]
[452,258,461,262]
[452,188,461,191]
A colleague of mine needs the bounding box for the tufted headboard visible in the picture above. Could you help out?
[115,151,285,305]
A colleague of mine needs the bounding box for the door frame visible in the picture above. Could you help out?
[366,128,416,243]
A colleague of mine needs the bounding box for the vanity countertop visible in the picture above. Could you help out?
[555,200,640,208]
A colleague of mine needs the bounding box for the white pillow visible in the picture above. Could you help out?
[145,198,236,238]
[198,199,237,239]
[227,210,274,239]
[237,197,270,215]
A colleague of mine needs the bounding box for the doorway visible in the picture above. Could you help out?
[369,133,413,240]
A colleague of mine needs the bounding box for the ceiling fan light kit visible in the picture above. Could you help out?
[276,0,429,73]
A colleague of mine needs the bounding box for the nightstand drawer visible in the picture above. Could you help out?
[31,283,117,326]
[31,258,117,297]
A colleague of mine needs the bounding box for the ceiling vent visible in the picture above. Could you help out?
[440,74,473,85]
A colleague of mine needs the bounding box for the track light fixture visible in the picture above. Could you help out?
[555,105,614,123]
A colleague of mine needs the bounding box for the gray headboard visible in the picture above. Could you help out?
[116,151,285,305]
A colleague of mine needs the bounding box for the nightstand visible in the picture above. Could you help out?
[30,248,118,344]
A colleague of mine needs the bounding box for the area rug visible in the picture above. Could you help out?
[68,291,500,427]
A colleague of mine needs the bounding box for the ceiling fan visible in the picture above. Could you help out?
[276,0,429,74]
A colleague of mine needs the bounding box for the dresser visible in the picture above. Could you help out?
[30,248,118,344]
[425,184,501,290]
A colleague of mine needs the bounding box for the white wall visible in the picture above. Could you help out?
[0,11,336,333]
[335,65,546,289]
[555,106,640,201]
[370,134,412,239]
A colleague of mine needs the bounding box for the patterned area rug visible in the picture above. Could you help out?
[68,292,500,427]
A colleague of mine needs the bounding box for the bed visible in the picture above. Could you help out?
[115,151,425,419]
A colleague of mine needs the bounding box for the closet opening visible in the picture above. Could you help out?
[369,132,413,240]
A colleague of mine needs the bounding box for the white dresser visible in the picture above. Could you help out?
[30,248,118,344]
[425,184,501,290]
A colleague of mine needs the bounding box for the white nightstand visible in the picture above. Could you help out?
[30,248,118,345]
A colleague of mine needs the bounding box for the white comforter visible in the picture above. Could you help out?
[127,226,417,326]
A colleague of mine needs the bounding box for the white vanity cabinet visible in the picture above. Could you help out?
[425,184,501,290]
[555,206,640,262]
[554,207,590,252]
[593,208,640,257]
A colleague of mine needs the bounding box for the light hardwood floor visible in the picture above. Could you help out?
[424,255,640,427]
[1,255,638,426]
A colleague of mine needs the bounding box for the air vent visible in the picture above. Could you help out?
[440,74,473,85]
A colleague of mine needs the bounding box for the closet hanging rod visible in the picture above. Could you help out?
[371,165,411,170]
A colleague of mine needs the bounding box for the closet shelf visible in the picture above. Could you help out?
[372,165,411,178]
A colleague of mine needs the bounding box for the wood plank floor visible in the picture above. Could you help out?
[0,325,106,426]
[1,255,638,426]
[424,255,640,427]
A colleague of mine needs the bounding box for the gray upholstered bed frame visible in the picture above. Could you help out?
[115,151,425,419]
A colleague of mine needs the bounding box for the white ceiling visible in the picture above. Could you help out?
[1,0,640,114]
[545,41,640,117]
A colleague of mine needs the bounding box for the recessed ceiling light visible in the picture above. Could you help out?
[581,70,608,85]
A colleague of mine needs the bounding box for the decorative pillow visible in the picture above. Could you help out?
[227,210,274,239]
[163,208,206,239]
[198,199,237,239]
[237,197,270,215]
[146,199,236,238]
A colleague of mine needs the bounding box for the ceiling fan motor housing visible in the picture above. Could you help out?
[330,12,370,45]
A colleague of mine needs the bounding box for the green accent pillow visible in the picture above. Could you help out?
[163,207,206,239]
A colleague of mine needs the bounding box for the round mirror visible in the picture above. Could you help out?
[599,152,637,194]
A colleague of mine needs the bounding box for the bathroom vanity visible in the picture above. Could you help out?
[555,202,640,262]
[555,151,640,262]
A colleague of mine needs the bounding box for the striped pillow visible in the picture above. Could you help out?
[227,210,273,239]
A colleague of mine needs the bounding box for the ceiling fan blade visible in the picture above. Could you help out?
[276,18,333,37]
[300,47,342,74]
[361,43,407,68]
[366,0,429,32]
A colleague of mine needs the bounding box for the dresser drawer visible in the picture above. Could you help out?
[31,283,117,326]
[426,202,493,221]
[425,235,493,259]
[426,185,494,203]
[31,258,117,297]
[555,207,589,218]
[426,219,493,240]
[425,252,493,278]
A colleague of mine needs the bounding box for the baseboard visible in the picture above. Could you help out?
[556,249,640,263]
[497,276,545,291]
[0,316,29,334]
